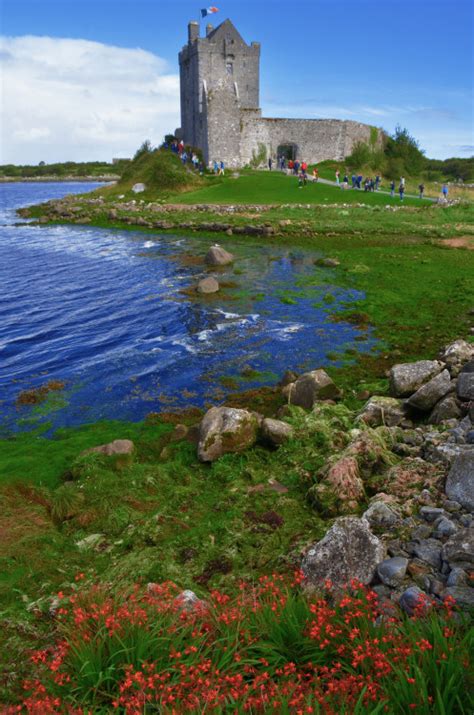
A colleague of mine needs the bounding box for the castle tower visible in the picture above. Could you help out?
[178,19,261,166]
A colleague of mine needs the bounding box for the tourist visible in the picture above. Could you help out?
[268,157,273,171]
[357,174,363,189]
[351,174,357,189]
[390,180,395,197]
[400,176,405,188]
[181,150,188,164]
[280,156,286,171]
[213,160,219,174]
[178,139,184,155]
[198,161,204,176]
[294,160,300,175]
[219,160,225,175]
[335,169,340,185]
[364,178,370,192]
[418,183,425,199]
[312,167,318,182]
[298,174,303,189]
[342,174,349,190]
[442,183,449,200]
[399,182,405,201]
[375,175,381,190]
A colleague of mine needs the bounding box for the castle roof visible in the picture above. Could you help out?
[206,19,248,47]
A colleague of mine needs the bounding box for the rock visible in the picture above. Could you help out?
[443,499,462,513]
[174,590,207,612]
[205,245,234,266]
[197,276,219,294]
[358,396,406,427]
[444,586,474,608]
[363,501,401,528]
[279,370,298,387]
[446,567,468,587]
[132,183,146,193]
[407,370,452,411]
[445,453,474,511]
[261,418,294,446]
[428,395,462,424]
[197,406,259,462]
[419,506,445,522]
[466,430,474,445]
[456,371,474,401]
[83,439,134,457]
[75,533,105,551]
[440,340,474,370]
[315,257,340,267]
[289,369,342,409]
[389,360,444,397]
[442,528,474,568]
[399,586,430,615]
[302,517,384,591]
[377,557,408,587]
[170,424,189,441]
[410,539,442,569]
[324,456,364,507]
[433,517,457,538]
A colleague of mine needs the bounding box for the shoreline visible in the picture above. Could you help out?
[0,175,118,183]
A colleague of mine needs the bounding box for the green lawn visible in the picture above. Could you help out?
[173,169,429,206]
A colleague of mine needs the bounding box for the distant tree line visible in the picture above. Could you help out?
[346,126,473,182]
[0,160,131,178]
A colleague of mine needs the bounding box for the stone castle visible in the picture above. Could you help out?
[177,19,378,168]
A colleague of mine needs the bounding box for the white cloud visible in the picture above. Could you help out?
[0,35,180,164]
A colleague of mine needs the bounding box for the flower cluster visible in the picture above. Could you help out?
[8,574,471,714]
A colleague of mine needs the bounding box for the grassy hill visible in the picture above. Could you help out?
[108,148,204,197]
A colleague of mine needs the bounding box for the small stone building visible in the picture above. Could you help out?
[177,18,379,168]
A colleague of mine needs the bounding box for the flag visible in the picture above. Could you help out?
[201,7,219,18]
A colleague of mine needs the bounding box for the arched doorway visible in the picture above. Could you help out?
[277,143,297,161]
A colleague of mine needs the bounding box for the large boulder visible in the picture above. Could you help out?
[428,395,462,424]
[261,418,294,447]
[377,557,408,587]
[302,517,385,591]
[439,340,474,374]
[406,369,452,411]
[358,396,406,427]
[83,439,134,457]
[389,360,444,397]
[197,276,219,294]
[197,407,259,462]
[445,453,474,511]
[205,245,234,266]
[441,527,474,569]
[288,369,341,409]
[456,362,474,400]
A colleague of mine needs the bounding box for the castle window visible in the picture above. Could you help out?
[226,62,233,75]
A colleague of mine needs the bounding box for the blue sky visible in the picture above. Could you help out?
[1,0,473,162]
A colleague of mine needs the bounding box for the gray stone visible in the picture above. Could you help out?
[442,528,474,568]
[302,517,385,591]
[289,369,342,409]
[389,360,444,397]
[174,589,207,611]
[445,453,474,511]
[446,567,468,587]
[466,430,474,445]
[197,406,259,462]
[315,257,340,268]
[197,276,219,293]
[411,539,442,569]
[261,418,294,446]
[444,586,474,608]
[428,395,462,424]
[132,183,146,193]
[440,340,474,369]
[407,370,452,411]
[443,499,462,513]
[377,557,408,587]
[420,506,445,522]
[399,586,430,615]
[75,533,105,551]
[358,396,406,427]
[433,517,457,538]
[363,501,401,528]
[83,439,134,457]
[456,372,474,401]
[205,245,234,266]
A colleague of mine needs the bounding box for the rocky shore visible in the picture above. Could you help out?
[149,339,472,612]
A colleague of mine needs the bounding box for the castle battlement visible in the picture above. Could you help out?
[177,19,378,167]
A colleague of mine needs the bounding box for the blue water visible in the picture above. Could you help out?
[0,182,376,431]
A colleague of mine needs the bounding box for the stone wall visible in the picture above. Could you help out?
[239,116,378,166]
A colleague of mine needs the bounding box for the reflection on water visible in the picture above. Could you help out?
[0,183,377,431]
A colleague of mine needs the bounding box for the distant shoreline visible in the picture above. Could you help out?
[0,176,118,183]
